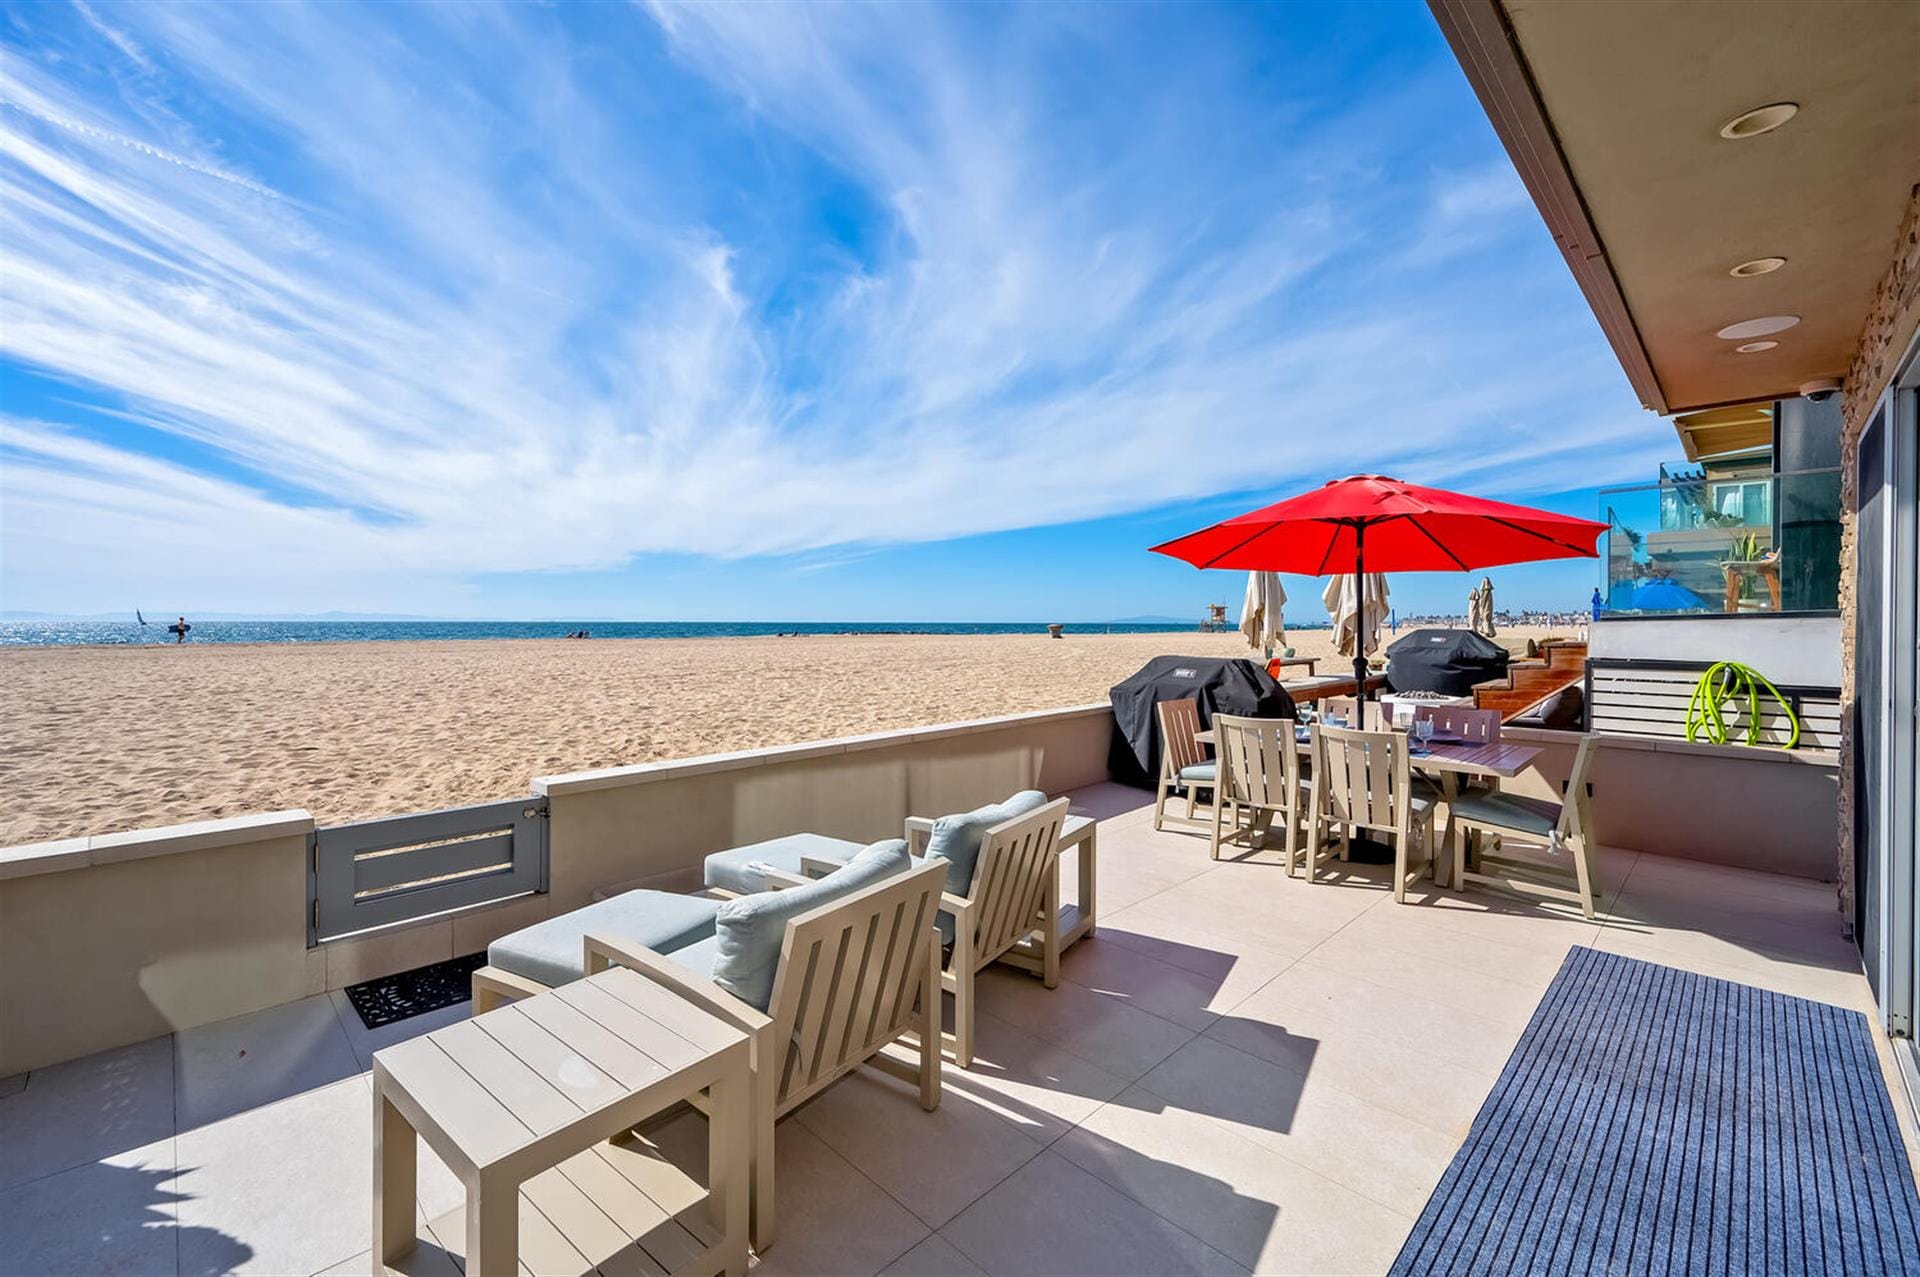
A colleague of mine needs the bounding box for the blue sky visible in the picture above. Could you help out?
[0,1,1676,621]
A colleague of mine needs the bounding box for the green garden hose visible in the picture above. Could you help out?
[1685,660,1800,749]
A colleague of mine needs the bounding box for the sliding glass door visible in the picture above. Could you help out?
[1859,341,1919,1115]
[1855,405,1887,989]
[1893,365,1918,1097]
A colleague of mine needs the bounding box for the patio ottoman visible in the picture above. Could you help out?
[703,832,866,895]
[486,889,719,989]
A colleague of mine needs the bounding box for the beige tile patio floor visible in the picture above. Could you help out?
[3,781,1914,1276]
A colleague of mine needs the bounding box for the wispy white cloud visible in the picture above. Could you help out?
[69,0,152,73]
[1389,160,1536,267]
[0,0,1659,612]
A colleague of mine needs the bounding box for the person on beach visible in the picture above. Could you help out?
[170,616,191,643]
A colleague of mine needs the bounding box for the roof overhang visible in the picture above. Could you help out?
[1430,0,1920,416]
[1671,403,1774,463]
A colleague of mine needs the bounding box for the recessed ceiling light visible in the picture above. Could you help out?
[1729,257,1787,277]
[1735,341,1779,353]
[1719,103,1799,139]
[1717,315,1800,340]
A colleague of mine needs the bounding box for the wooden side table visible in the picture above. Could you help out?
[1054,814,1098,951]
[373,965,751,1277]
[999,813,1097,986]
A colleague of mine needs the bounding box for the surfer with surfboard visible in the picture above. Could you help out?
[169,616,191,643]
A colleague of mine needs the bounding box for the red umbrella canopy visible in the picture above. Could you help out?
[1150,474,1606,574]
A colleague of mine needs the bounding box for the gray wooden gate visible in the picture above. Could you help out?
[309,797,547,945]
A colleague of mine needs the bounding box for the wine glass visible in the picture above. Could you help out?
[1415,718,1435,750]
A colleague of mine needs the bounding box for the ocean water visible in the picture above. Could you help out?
[0,619,1211,648]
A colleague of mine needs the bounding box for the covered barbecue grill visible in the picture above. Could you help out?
[1384,628,1509,697]
[1108,656,1296,788]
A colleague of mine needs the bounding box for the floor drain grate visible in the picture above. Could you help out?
[343,951,489,1029]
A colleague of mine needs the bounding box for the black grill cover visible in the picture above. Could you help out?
[1385,628,1509,696]
[1107,656,1296,789]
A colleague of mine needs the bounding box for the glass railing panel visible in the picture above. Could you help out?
[1598,469,1840,616]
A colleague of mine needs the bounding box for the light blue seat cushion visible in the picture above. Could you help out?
[924,790,1048,897]
[1450,790,1560,836]
[711,839,912,1011]
[488,890,719,989]
[1178,762,1217,782]
[705,836,955,947]
[667,933,722,982]
[704,832,866,895]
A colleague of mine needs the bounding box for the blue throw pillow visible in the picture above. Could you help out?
[710,838,910,1010]
[924,790,1048,897]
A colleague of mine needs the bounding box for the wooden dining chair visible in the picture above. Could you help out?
[1318,696,1358,724]
[1413,704,1502,809]
[1449,734,1601,917]
[1307,724,1436,899]
[1414,704,1502,746]
[1153,698,1216,829]
[1209,714,1316,866]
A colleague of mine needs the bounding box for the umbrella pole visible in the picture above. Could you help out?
[1353,522,1369,728]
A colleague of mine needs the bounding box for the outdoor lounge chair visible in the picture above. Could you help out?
[701,810,1096,904]
[474,843,948,1254]
[904,795,1071,1068]
[701,792,1080,1069]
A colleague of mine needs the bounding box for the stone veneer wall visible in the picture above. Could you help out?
[1835,184,1920,931]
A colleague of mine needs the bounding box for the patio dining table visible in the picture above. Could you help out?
[1193,724,1541,887]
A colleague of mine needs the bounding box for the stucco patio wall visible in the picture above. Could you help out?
[531,703,1114,913]
[0,812,320,1077]
[0,704,1113,1077]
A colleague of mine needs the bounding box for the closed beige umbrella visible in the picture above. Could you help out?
[1240,571,1288,654]
[1471,576,1497,637]
[1322,572,1391,658]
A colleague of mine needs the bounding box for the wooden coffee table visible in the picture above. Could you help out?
[373,965,751,1277]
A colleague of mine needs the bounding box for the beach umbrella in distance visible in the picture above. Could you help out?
[1322,572,1390,659]
[1240,571,1288,655]
[1150,474,1608,726]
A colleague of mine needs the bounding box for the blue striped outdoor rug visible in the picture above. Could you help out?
[1392,945,1920,1276]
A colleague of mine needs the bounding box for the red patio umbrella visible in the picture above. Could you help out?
[1151,475,1607,725]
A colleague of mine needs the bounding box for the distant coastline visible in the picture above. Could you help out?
[0,618,1336,649]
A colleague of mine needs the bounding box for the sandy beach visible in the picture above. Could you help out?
[0,626,1564,846]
